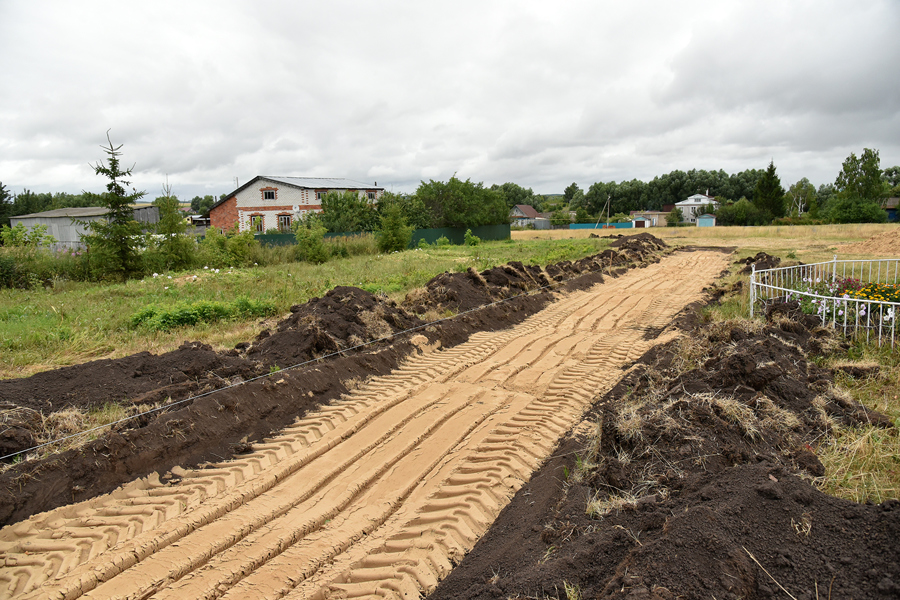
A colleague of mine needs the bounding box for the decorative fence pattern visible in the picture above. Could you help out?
[750,256,900,347]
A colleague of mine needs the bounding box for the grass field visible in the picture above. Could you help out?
[2,223,897,502]
[0,237,607,378]
[515,222,898,264]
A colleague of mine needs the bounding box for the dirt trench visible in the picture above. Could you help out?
[0,248,729,599]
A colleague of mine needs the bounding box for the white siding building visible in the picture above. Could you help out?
[675,194,718,224]
[209,177,385,233]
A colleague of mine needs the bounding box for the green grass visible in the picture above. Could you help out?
[0,237,608,378]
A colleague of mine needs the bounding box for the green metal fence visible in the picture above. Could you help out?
[258,224,511,248]
[410,224,511,246]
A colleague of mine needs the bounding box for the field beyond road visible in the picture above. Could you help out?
[515,222,899,264]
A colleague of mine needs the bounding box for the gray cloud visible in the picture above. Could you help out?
[1,0,898,202]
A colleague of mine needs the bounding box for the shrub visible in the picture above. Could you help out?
[294,215,330,264]
[464,229,481,246]
[131,297,276,331]
[198,227,259,268]
[0,223,57,248]
[377,203,413,253]
[0,254,18,288]
[435,235,450,246]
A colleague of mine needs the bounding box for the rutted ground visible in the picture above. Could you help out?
[0,247,729,599]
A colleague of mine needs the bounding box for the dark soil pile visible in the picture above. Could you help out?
[0,235,667,527]
[241,285,426,369]
[431,305,900,599]
[406,235,668,314]
[737,251,782,273]
[0,343,264,415]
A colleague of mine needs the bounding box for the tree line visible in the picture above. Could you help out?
[4,147,898,236]
[547,150,899,226]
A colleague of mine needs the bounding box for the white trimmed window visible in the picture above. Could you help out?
[278,214,292,232]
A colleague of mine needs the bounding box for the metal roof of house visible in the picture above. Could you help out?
[262,176,382,190]
[11,207,111,219]
[512,204,540,219]
[676,194,717,206]
[11,205,156,220]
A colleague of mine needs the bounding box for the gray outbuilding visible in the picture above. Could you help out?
[9,206,159,250]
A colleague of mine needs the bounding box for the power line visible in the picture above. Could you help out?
[1,255,620,462]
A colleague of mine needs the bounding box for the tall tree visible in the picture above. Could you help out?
[81,133,146,281]
[752,160,786,220]
[0,182,10,227]
[377,192,431,230]
[786,178,816,215]
[415,177,508,228]
[320,190,377,233]
[152,180,193,271]
[563,182,582,205]
[190,195,216,217]
[830,148,888,223]
[836,148,883,202]
[491,182,540,211]
[883,165,900,188]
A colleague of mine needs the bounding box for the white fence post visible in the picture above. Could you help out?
[750,263,756,317]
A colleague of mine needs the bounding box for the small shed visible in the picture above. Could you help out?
[697,213,717,227]
[883,198,898,222]
[631,216,650,228]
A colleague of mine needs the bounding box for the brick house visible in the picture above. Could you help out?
[209,176,385,233]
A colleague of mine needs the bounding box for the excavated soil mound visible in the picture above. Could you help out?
[0,237,664,527]
[736,251,782,273]
[0,343,262,415]
[431,306,900,599]
[406,234,668,313]
[608,232,668,252]
[241,285,426,369]
[838,228,900,255]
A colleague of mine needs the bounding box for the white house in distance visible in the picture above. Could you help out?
[676,193,718,224]
[509,204,551,229]
[209,176,385,233]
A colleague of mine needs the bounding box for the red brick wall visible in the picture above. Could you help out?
[210,197,238,231]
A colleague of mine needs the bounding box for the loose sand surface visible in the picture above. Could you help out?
[0,249,729,599]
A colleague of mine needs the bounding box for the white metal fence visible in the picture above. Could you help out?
[750,256,900,347]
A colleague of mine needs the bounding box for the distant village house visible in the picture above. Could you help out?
[209,177,384,233]
[509,204,550,229]
[675,193,718,224]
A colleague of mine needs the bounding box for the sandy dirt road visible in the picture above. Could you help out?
[0,249,729,600]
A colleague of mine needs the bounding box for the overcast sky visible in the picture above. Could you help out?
[1,0,898,201]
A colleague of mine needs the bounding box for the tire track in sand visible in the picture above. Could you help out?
[0,249,729,600]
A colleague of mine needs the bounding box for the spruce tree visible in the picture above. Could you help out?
[82,133,146,280]
[752,160,786,221]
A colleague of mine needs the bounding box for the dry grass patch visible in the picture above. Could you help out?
[0,401,151,471]
[815,362,900,503]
